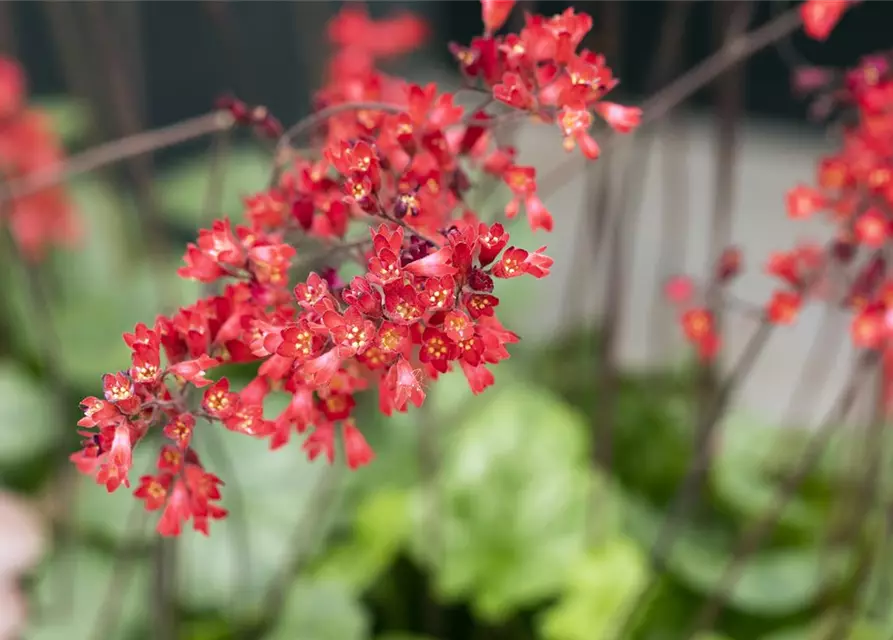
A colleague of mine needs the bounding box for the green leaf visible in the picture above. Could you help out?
[44,178,201,385]
[622,493,849,617]
[713,414,830,538]
[761,614,886,640]
[375,635,439,640]
[538,538,649,640]
[177,414,339,617]
[313,488,412,593]
[26,546,149,640]
[0,361,58,464]
[156,145,271,231]
[31,96,92,148]
[409,382,594,622]
[264,578,369,640]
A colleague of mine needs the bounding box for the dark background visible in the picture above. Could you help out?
[6,1,893,134]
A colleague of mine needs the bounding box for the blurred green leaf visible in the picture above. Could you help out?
[156,145,270,231]
[374,635,439,640]
[0,361,57,464]
[264,578,369,640]
[713,415,831,539]
[538,538,649,640]
[313,488,412,593]
[408,382,593,622]
[32,96,92,148]
[26,546,149,640]
[177,415,337,617]
[44,178,201,385]
[761,614,886,640]
[624,492,849,617]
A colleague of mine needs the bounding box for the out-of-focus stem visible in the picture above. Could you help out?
[0,111,234,204]
[539,4,804,198]
[688,349,881,634]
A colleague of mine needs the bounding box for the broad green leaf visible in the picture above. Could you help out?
[622,493,849,616]
[761,614,886,640]
[156,145,271,230]
[46,178,201,384]
[538,538,649,640]
[313,488,412,592]
[0,362,58,464]
[264,578,369,640]
[375,635,439,640]
[713,415,830,538]
[32,96,92,148]
[51,257,198,385]
[177,411,340,616]
[408,382,593,622]
[26,546,149,640]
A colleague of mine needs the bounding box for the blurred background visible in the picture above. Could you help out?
[1,1,892,639]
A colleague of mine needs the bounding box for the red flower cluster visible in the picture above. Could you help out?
[0,56,78,260]
[72,1,627,537]
[667,4,871,361]
[451,4,641,161]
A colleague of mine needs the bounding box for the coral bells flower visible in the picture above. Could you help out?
[594,102,642,134]
[481,0,515,35]
[801,0,854,41]
[72,1,583,538]
[680,308,720,361]
[0,56,78,260]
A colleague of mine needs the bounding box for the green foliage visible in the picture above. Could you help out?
[177,417,336,616]
[156,144,271,231]
[0,361,57,465]
[264,578,369,640]
[26,547,149,640]
[538,538,649,640]
[32,96,92,148]
[313,488,414,593]
[408,382,591,622]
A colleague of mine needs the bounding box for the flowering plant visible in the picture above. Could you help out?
[67,0,642,537]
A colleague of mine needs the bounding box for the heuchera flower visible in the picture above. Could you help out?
[450,3,641,175]
[72,1,599,537]
[800,0,856,41]
[0,56,78,260]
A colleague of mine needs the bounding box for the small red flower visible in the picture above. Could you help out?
[801,0,852,41]
[785,184,826,220]
[342,422,375,470]
[481,0,515,34]
[594,102,642,134]
[766,291,802,325]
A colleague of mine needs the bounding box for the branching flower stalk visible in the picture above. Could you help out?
[67,1,644,537]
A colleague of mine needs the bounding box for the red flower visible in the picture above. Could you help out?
[801,0,852,41]
[481,0,515,34]
[342,422,375,470]
[168,355,220,388]
[766,291,802,325]
[594,102,642,134]
[785,184,826,220]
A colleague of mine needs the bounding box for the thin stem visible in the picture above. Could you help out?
[539,4,804,198]
[701,0,751,406]
[273,102,405,166]
[151,538,177,640]
[0,111,234,204]
[687,349,880,634]
[240,466,342,638]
